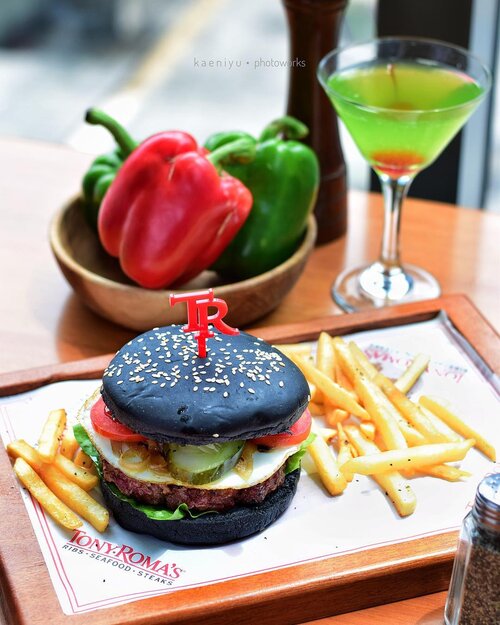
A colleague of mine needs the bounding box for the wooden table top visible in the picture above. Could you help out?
[0,136,499,625]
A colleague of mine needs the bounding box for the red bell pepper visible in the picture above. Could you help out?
[98,132,254,289]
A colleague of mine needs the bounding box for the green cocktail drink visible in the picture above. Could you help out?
[318,38,490,312]
[326,62,484,178]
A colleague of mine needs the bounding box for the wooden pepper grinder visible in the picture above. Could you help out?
[282,0,348,244]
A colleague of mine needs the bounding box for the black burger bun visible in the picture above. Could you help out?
[100,469,300,545]
[101,326,310,445]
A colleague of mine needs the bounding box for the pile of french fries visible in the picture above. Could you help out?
[7,409,109,532]
[279,334,496,517]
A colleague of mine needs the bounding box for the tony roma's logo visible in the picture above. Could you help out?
[364,344,466,383]
[64,529,185,584]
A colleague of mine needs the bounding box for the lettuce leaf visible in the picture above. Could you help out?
[285,432,316,474]
[73,424,211,521]
[73,424,103,476]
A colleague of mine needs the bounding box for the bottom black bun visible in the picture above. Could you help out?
[101,469,300,546]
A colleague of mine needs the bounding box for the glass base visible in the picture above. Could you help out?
[332,262,441,312]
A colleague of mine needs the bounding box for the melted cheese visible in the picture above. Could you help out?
[78,392,300,490]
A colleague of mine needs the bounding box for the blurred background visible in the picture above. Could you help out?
[0,0,498,210]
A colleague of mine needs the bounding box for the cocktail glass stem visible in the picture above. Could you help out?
[379,174,410,268]
[358,174,414,301]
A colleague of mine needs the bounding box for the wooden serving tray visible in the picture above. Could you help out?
[0,294,498,625]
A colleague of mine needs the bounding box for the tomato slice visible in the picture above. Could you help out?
[251,409,312,448]
[90,397,147,442]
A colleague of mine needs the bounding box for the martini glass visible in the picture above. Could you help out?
[318,38,491,312]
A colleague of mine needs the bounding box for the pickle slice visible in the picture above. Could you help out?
[166,440,245,485]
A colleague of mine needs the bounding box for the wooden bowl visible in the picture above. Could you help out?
[50,199,317,330]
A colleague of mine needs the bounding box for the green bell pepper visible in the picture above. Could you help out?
[81,109,137,230]
[204,116,319,279]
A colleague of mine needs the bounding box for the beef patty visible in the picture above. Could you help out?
[102,458,286,512]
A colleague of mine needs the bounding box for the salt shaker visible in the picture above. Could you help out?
[445,473,500,625]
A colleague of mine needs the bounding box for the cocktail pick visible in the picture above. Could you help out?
[169,289,239,357]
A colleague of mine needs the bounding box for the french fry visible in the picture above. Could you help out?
[375,375,450,444]
[335,363,355,393]
[7,439,44,472]
[332,408,349,422]
[307,424,348,495]
[353,374,408,450]
[278,343,325,401]
[300,450,317,475]
[316,332,336,381]
[336,423,354,481]
[74,449,97,474]
[309,383,324,405]
[59,428,79,460]
[324,405,349,427]
[419,405,462,443]
[331,337,362,384]
[53,453,99,491]
[342,439,475,476]
[325,337,357,392]
[374,431,387,451]
[348,341,379,379]
[280,343,323,404]
[395,354,430,393]
[416,465,472,482]
[318,427,337,444]
[13,458,82,530]
[309,401,324,416]
[317,332,341,419]
[397,421,427,447]
[275,343,312,358]
[359,422,376,440]
[39,464,109,532]
[344,425,416,517]
[289,354,368,419]
[419,397,496,462]
[38,409,66,462]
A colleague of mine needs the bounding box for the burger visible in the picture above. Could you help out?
[74,325,312,545]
